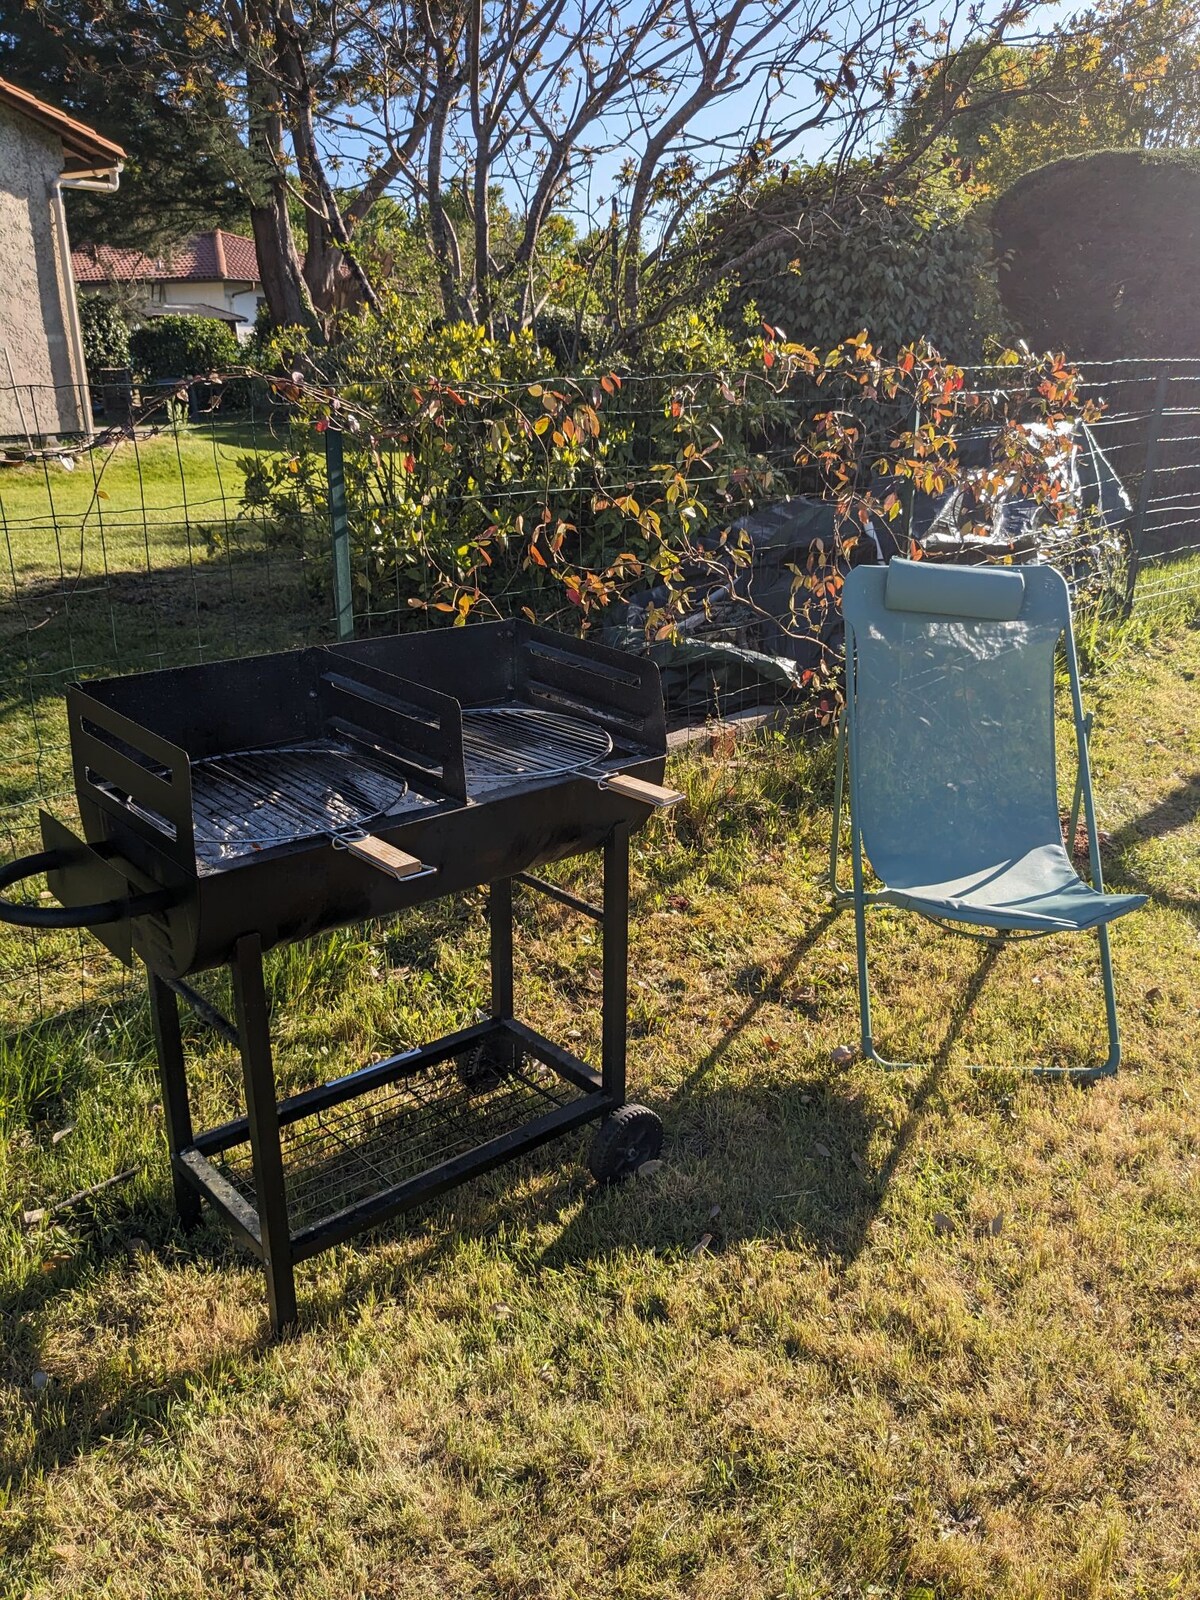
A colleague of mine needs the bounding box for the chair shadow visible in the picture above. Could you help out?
[536,923,1001,1274]
[1101,771,1200,916]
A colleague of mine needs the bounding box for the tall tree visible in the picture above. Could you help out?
[0,0,246,252]
[893,0,1200,193]
[16,0,1162,339]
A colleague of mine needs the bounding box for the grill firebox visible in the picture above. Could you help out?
[0,619,680,1332]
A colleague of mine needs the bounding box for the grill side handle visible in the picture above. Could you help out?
[0,832,178,931]
[598,773,683,809]
[335,834,437,881]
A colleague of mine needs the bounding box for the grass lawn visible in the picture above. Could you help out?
[0,421,324,847]
[1,545,1199,1596]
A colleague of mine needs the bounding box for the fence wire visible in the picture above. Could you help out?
[0,378,335,1024]
[1,357,1199,1029]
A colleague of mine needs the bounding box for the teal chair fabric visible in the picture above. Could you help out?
[831,558,1145,1078]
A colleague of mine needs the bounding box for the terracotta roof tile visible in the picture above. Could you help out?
[0,75,125,168]
[72,230,259,285]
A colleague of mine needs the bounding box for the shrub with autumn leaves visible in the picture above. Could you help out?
[240,299,1111,716]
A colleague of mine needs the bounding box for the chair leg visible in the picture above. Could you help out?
[848,901,1122,1081]
[829,714,853,907]
[1068,711,1094,856]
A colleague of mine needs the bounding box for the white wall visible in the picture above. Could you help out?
[141,279,261,341]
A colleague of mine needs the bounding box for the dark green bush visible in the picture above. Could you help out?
[991,149,1200,358]
[78,295,131,376]
[129,314,240,381]
[677,163,1006,360]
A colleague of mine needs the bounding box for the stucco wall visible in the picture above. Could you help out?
[0,105,87,440]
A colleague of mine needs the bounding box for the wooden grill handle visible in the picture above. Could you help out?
[601,774,684,809]
[342,835,434,880]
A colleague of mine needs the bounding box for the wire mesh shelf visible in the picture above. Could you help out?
[214,1047,588,1234]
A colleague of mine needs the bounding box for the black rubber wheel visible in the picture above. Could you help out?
[588,1104,663,1185]
[457,1037,520,1093]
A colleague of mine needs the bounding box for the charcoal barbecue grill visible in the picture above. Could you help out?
[0,620,681,1332]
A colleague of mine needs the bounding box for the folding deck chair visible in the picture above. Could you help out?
[829,558,1145,1080]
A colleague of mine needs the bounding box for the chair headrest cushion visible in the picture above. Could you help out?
[884,558,1026,621]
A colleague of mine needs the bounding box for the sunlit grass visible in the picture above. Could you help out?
[1,599,1199,1595]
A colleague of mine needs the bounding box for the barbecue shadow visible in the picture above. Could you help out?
[533,935,995,1274]
[0,1182,254,1492]
[528,1064,946,1273]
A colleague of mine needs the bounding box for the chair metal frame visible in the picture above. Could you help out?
[828,566,1125,1082]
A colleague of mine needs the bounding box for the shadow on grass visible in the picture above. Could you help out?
[1103,771,1200,916]
[0,552,323,674]
[0,915,1001,1493]
[536,926,1001,1272]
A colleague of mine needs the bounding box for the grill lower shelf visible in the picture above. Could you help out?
[215,1050,585,1234]
[184,1021,611,1262]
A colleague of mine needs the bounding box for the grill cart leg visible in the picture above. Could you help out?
[458,876,519,1092]
[148,972,201,1230]
[490,875,515,1021]
[589,823,663,1184]
[231,932,298,1334]
[601,824,630,1108]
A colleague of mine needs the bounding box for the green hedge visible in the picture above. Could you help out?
[992,149,1200,358]
[78,296,131,377]
[675,164,1007,360]
[129,314,240,381]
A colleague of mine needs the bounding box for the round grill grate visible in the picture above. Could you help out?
[190,741,409,856]
[461,706,612,785]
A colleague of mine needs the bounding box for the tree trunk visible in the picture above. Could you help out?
[245,67,322,337]
[302,215,340,312]
[250,198,322,333]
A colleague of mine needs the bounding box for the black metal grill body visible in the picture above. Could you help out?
[5,620,677,1334]
[45,619,667,978]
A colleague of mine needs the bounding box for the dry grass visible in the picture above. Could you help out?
[1,613,1200,1597]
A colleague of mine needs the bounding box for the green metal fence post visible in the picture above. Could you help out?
[1125,369,1169,613]
[325,425,354,640]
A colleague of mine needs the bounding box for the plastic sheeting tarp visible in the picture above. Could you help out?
[603,421,1129,721]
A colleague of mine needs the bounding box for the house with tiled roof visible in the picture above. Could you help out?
[0,76,124,442]
[72,229,263,340]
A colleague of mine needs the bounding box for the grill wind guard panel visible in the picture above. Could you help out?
[3,620,679,1333]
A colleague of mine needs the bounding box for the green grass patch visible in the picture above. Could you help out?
[1,579,1199,1592]
[0,422,324,864]
[2,425,1200,1593]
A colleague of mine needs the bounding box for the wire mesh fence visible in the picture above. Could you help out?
[0,378,335,1025]
[322,366,829,721]
[1,356,1199,1029]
